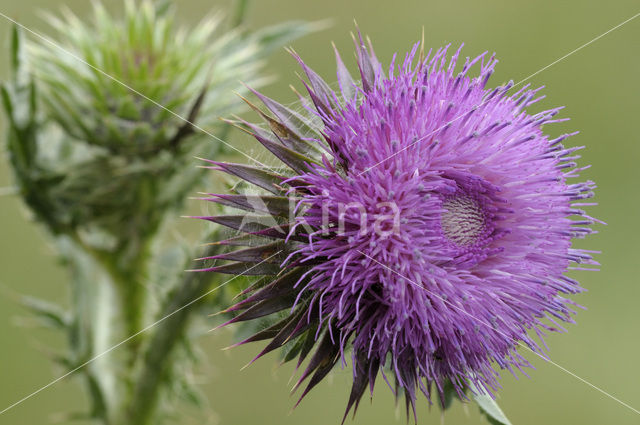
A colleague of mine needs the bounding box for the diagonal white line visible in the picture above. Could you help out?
[0,250,283,416]
[0,11,274,171]
[358,11,640,177]
[358,250,640,416]
[517,11,640,83]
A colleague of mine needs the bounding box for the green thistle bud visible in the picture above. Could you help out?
[3,0,319,241]
[30,0,264,155]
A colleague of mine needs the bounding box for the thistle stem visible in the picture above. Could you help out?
[110,261,148,367]
[120,239,222,425]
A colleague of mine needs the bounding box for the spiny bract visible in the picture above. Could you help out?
[198,32,598,421]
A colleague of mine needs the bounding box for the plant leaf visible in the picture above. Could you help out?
[207,161,284,195]
[202,194,294,217]
[471,383,512,425]
[202,241,288,264]
[21,296,69,329]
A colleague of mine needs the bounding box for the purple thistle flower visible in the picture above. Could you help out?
[198,32,598,421]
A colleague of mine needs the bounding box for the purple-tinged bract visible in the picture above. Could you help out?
[198,33,598,420]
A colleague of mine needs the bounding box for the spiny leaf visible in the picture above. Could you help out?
[293,328,341,405]
[248,87,322,142]
[227,268,304,311]
[333,42,357,102]
[202,194,294,218]
[353,30,378,92]
[194,260,281,276]
[206,161,284,195]
[290,326,318,368]
[202,241,288,264]
[252,131,320,174]
[281,328,310,363]
[250,307,311,362]
[221,293,298,325]
[238,94,324,157]
[21,296,70,329]
[197,214,283,234]
[289,48,338,111]
[196,214,306,241]
[206,232,275,247]
[230,317,289,348]
[343,352,377,423]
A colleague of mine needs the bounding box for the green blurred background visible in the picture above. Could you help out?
[1,1,639,424]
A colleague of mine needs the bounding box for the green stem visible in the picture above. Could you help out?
[110,261,148,367]
[120,238,222,425]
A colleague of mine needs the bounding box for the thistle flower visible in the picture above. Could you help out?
[200,32,598,420]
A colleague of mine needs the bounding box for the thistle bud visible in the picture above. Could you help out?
[3,0,318,241]
[30,0,260,155]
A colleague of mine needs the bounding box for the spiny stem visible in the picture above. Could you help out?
[120,236,223,425]
[110,260,148,368]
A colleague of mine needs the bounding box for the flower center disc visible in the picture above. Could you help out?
[441,195,486,247]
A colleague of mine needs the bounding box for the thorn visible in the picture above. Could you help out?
[231,290,246,301]
[199,242,221,247]
[207,309,228,318]
[239,360,254,371]
[184,267,210,273]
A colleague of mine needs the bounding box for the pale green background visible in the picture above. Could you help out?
[1,1,639,424]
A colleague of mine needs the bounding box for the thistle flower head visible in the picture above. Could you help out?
[201,32,598,421]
